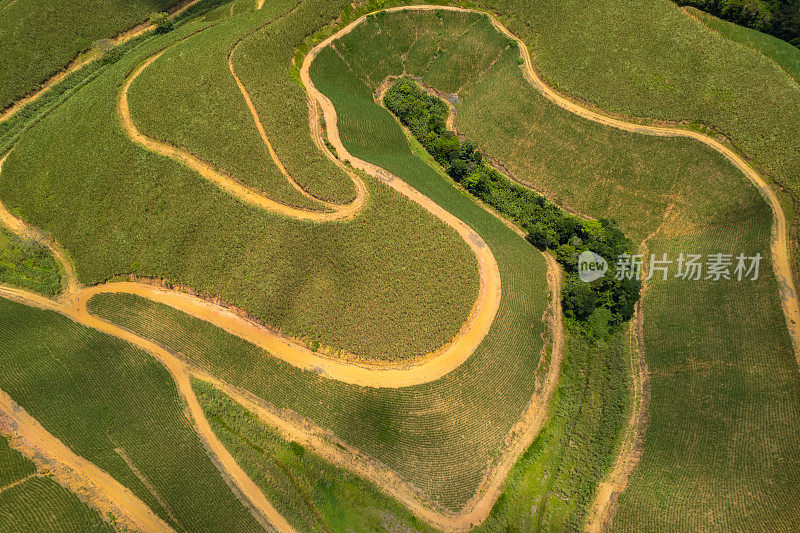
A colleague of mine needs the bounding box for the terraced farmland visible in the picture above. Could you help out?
[0,0,798,531]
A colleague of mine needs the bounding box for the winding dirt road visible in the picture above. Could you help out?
[112,28,503,386]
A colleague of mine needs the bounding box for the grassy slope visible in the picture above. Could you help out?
[0,1,478,361]
[330,12,635,528]
[0,0,179,111]
[88,11,636,525]
[0,227,62,296]
[0,298,263,532]
[193,380,437,532]
[687,6,800,84]
[451,20,800,531]
[0,437,112,532]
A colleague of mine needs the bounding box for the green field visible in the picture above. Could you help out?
[0,297,264,531]
[0,436,112,532]
[0,0,181,111]
[440,7,800,529]
[0,0,479,361]
[482,0,800,260]
[193,380,437,532]
[86,10,555,511]
[687,6,800,84]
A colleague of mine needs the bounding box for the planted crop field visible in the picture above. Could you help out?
[482,0,800,262]
[0,0,480,361]
[86,8,630,527]
[0,0,181,111]
[0,297,264,531]
[0,0,798,531]
[448,14,800,529]
[0,475,112,532]
[0,435,112,531]
[686,7,800,84]
[193,380,438,532]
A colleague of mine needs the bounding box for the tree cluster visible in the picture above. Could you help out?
[384,79,641,328]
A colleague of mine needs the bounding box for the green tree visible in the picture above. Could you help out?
[150,12,173,34]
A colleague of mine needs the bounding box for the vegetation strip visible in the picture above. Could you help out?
[383,78,640,326]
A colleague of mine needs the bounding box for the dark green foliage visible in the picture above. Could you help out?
[384,79,641,326]
[150,12,174,34]
[676,0,800,45]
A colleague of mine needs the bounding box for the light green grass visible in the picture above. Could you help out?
[0,0,179,111]
[0,1,479,361]
[193,379,437,532]
[0,297,264,531]
[0,227,62,296]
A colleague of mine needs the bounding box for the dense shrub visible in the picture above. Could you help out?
[150,12,174,34]
[384,79,641,326]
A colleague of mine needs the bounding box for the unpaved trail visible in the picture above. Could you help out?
[584,204,673,533]
[0,0,203,124]
[0,251,560,533]
[0,284,297,533]
[0,388,173,532]
[191,250,563,533]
